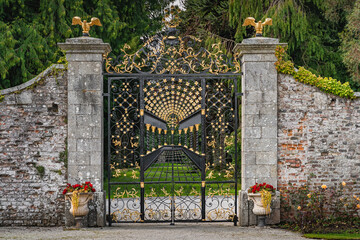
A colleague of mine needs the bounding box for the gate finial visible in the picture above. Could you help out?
[242,17,272,37]
[72,16,102,37]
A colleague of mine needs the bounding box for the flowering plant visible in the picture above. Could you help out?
[281,181,360,233]
[248,182,276,194]
[62,182,96,195]
[248,183,276,215]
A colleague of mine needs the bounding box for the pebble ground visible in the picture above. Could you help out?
[0,223,306,240]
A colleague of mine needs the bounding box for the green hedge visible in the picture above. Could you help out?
[275,46,355,99]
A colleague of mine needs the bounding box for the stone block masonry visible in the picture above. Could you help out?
[234,37,286,192]
[278,74,360,211]
[234,37,286,226]
[0,65,68,226]
[59,37,111,227]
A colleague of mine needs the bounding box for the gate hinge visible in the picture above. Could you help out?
[235,92,243,98]
[102,93,109,97]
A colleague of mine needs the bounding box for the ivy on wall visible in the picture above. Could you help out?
[275,46,355,99]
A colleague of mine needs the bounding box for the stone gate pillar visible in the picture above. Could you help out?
[233,37,286,226]
[58,37,111,227]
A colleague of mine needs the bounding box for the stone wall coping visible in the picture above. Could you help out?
[0,64,65,96]
[242,37,280,44]
[58,37,111,55]
[279,73,360,98]
[233,37,287,57]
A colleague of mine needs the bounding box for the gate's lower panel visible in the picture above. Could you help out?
[174,192,202,221]
[143,183,202,222]
[144,183,172,221]
[205,183,236,221]
[108,184,236,223]
[109,184,141,223]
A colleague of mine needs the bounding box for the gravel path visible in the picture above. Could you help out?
[0,223,306,240]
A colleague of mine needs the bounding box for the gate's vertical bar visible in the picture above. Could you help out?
[234,77,239,226]
[170,77,176,225]
[201,78,206,221]
[171,150,175,225]
[107,78,112,226]
[140,78,145,222]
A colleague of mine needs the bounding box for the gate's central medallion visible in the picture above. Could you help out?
[104,6,241,225]
[144,78,201,124]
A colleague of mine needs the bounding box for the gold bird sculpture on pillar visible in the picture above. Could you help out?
[242,17,272,37]
[72,16,102,37]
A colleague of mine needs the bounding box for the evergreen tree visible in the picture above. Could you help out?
[341,0,360,86]
[228,0,356,88]
[181,0,235,39]
[0,0,172,89]
[179,0,237,55]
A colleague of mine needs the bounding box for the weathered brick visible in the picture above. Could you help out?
[0,66,67,226]
[277,74,360,221]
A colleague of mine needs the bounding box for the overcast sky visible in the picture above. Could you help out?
[173,0,185,10]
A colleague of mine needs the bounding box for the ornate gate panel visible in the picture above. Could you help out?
[104,7,241,225]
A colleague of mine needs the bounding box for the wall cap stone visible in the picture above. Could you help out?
[242,37,280,45]
[0,64,65,96]
[280,73,360,99]
[233,37,287,57]
[58,37,111,55]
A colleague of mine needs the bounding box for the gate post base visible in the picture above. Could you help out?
[238,190,280,226]
[65,191,106,227]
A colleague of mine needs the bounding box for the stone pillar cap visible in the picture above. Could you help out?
[233,37,287,56]
[241,37,280,45]
[58,37,111,55]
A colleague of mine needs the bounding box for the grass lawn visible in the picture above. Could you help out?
[105,162,239,199]
[304,233,360,239]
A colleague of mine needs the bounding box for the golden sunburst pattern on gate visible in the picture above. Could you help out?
[144,78,201,125]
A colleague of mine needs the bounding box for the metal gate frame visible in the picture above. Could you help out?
[104,74,241,225]
[103,8,241,225]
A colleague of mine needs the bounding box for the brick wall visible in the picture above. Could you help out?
[0,65,68,226]
[278,73,360,196]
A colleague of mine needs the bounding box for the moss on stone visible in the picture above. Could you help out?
[59,138,68,169]
[34,164,45,178]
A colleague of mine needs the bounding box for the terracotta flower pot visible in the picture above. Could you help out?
[65,192,94,227]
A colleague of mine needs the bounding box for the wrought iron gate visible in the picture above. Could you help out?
[103,6,241,225]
